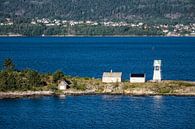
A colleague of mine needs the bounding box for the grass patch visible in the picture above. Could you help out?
[54,90,63,95]
[173,81,194,87]
[158,87,172,94]
[71,79,87,91]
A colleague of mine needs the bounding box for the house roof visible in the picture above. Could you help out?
[103,72,122,77]
[59,80,68,86]
[130,73,145,77]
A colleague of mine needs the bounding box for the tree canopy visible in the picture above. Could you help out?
[0,0,194,23]
[3,58,15,71]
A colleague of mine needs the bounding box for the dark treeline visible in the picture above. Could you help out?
[0,58,88,91]
[0,58,66,91]
[0,24,67,36]
[0,0,194,23]
[0,24,163,36]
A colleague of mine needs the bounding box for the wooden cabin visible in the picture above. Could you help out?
[58,80,68,90]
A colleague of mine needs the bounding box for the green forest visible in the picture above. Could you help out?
[0,58,90,92]
[0,0,194,36]
[0,24,164,36]
[0,0,194,23]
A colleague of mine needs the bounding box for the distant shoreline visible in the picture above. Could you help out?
[0,35,195,38]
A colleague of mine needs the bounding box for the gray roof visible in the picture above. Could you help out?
[103,72,122,77]
[59,80,68,86]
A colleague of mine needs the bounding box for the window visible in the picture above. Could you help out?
[155,66,159,70]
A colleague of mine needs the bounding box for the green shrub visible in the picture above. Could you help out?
[53,70,64,83]
[175,81,193,87]
[76,84,87,91]
[48,84,58,91]
[158,87,173,94]
[96,86,104,93]
[123,84,129,90]
[3,58,15,71]
[54,90,63,95]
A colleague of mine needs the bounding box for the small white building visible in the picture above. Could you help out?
[102,70,122,83]
[153,60,162,82]
[130,73,146,83]
[58,80,68,90]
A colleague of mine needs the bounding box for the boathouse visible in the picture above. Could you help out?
[102,70,122,83]
[130,73,146,83]
[58,80,68,90]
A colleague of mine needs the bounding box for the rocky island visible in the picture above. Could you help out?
[1,79,195,99]
[0,58,195,99]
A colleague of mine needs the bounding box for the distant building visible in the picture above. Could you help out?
[58,80,68,90]
[130,73,146,83]
[190,33,195,36]
[153,60,162,82]
[102,70,122,83]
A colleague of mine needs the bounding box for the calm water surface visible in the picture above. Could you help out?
[0,96,194,129]
[0,37,195,80]
[0,37,195,129]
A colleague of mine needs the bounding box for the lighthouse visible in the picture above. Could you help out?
[153,60,162,82]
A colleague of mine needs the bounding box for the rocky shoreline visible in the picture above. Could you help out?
[1,89,195,99]
[0,91,53,99]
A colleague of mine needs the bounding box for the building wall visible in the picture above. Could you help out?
[153,60,162,82]
[58,85,67,90]
[153,70,161,82]
[130,77,145,83]
[102,77,121,83]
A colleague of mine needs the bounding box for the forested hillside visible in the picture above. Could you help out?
[0,0,194,36]
[0,0,194,23]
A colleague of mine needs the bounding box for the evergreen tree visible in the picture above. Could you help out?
[53,70,64,83]
[3,58,15,71]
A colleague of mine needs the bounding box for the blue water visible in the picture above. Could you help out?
[0,37,195,80]
[0,96,194,129]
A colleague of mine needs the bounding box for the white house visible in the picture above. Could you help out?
[58,80,68,90]
[130,73,146,83]
[102,70,122,83]
[153,60,162,82]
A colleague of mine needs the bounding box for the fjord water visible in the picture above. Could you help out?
[0,96,195,129]
[0,37,195,81]
[0,37,195,129]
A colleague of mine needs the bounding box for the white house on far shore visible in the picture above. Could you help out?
[102,70,122,83]
[58,80,68,90]
[130,73,146,83]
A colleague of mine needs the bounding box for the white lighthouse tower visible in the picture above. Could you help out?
[153,60,162,82]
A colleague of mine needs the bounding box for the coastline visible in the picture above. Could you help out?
[0,35,195,37]
[0,91,53,99]
[1,84,195,99]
